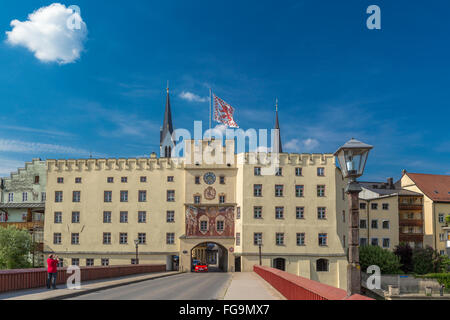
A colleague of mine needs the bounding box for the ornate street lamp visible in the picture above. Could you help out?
[334,138,373,296]
[134,239,140,265]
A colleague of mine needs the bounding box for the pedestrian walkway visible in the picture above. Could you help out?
[0,271,180,300]
[223,272,285,300]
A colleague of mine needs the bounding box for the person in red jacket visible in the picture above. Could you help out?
[46,254,60,289]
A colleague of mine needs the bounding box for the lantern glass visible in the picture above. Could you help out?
[334,139,373,179]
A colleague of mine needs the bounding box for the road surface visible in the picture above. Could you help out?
[68,272,232,300]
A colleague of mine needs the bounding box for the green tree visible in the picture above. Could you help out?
[394,242,413,273]
[0,226,33,269]
[412,246,436,275]
[359,245,402,274]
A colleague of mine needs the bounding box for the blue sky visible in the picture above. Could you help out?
[0,0,449,181]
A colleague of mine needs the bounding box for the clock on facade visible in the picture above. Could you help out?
[203,172,216,185]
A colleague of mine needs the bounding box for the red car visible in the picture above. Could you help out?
[194,263,208,272]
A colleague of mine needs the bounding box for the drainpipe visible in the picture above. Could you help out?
[367,200,370,244]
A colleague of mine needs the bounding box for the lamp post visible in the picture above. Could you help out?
[334,138,373,296]
[134,239,139,265]
[257,238,262,266]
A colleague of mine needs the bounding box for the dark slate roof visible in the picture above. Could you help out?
[360,181,422,197]
[0,202,45,209]
[160,87,174,144]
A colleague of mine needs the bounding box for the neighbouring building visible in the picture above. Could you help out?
[0,159,47,266]
[400,172,450,256]
[42,87,350,289]
[359,178,424,250]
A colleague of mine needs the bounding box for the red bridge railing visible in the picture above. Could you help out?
[254,265,373,300]
[0,264,166,293]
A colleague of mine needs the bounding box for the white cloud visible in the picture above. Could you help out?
[179,91,208,103]
[0,159,26,177]
[285,138,320,153]
[0,139,90,155]
[5,3,87,64]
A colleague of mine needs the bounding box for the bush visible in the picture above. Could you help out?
[394,243,413,273]
[359,245,402,274]
[412,246,441,275]
[0,226,33,269]
[418,273,450,289]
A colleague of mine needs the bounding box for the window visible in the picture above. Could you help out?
[295,185,304,197]
[275,207,284,219]
[317,207,326,220]
[55,191,63,203]
[86,258,94,266]
[382,238,390,248]
[360,238,368,246]
[57,259,64,268]
[72,191,81,203]
[8,193,13,202]
[254,184,262,197]
[382,220,390,229]
[295,167,302,176]
[317,167,325,176]
[104,191,112,202]
[53,233,62,244]
[103,233,111,244]
[107,177,114,183]
[276,233,284,245]
[438,213,444,223]
[72,211,80,223]
[360,219,367,229]
[217,220,224,232]
[275,167,283,176]
[120,211,128,223]
[254,167,261,176]
[166,233,175,245]
[138,233,146,244]
[0,213,6,222]
[131,259,138,265]
[167,190,175,202]
[34,175,40,184]
[219,195,226,204]
[195,176,200,184]
[121,177,128,183]
[316,259,329,272]
[360,202,367,210]
[318,233,327,246]
[194,195,201,204]
[75,177,82,184]
[439,233,445,241]
[200,221,208,232]
[22,192,28,202]
[236,232,241,246]
[371,238,379,246]
[382,203,389,210]
[138,211,147,223]
[54,212,62,224]
[71,233,79,245]
[236,207,241,219]
[167,176,174,182]
[138,190,147,202]
[71,258,79,266]
[371,220,378,229]
[166,211,175,223]
[275,185,283,197]
[220,176,225,184]
[103,211,112,223]
[41,192,46,202]
[57,177,64,184]
[140,176,147,183]
[101,258,109,266]
[254,233,262,245]
[317,185,325,197]
[254,207,262,219]
[342,210,346,223]
[120,191,128,202]
[119,233,128,244]
[296,233,305,246]
[371,203,378,210]
[296,207,304,219]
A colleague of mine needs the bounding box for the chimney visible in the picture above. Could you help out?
[387,177,394,189]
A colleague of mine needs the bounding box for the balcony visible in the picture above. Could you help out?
[399,219,424,227]
[399,204,423,211]
[0,221,44,230]
[399,232,424,242]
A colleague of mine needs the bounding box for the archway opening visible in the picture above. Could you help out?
[191,242,228,272]
[273,257,286,271]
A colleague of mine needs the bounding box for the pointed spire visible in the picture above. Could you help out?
[161,82,174,144]
[274,98,283,153]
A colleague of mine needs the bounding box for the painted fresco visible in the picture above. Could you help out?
[185,206,235,237]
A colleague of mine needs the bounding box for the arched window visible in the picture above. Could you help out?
[316,259,329,272]
[165,146,168,158]
[273,258,286,271]
[168,146,172,158]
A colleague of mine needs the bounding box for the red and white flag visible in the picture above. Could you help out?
[213,94,239,128]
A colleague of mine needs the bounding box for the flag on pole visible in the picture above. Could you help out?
[213,94,239,128]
